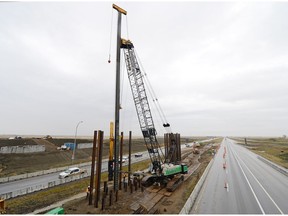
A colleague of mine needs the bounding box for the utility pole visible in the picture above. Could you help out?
[113,3,127,191]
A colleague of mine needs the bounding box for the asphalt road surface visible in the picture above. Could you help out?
[191,138,288,214]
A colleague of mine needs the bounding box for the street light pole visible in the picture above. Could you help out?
[72,121,83,163]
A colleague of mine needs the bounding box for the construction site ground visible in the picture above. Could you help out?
[62,143,218,214]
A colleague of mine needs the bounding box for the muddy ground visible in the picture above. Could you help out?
[63,143,219,214]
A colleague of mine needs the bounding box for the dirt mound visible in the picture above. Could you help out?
[32,139,57,152]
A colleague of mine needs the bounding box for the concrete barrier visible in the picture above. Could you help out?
[0,161,92,183]
[77,143,93,149]
[257,156,288,177]
[0,145,45,154]
[180,158,215,214]
[0,172,89,200]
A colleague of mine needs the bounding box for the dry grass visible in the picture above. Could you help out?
[0,136,209,177]
[5,159,151,214]
[234,137,288,169]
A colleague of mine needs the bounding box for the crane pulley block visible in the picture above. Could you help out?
[112,4,127,15]
[121,38,134,49]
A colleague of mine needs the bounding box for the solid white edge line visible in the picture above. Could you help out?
[229,144,266,214]
[233,146,284,215]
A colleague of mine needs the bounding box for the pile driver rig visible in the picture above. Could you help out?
[111,4,188,191]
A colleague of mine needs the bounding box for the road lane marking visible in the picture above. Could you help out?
[234,150,284,215]
[224,182,229,192]
[229,145,265,214]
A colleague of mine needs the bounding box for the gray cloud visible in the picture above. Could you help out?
[0,1,287,137]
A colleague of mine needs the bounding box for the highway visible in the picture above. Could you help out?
[0,138,215,198]
[0,151,150,196]
[191,138,288,214]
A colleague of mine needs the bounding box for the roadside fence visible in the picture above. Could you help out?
[0,162,91,183]
[257,156,288,177]
[0,172,89,200]
[0,145,45,154]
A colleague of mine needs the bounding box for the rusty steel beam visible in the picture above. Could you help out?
[89,130,97,205]
[119,132,123,190]
[128,131,132,186]
[109,190,113,206]
[94,130,104,208]
[115,190,118,202]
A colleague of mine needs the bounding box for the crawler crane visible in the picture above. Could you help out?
[121,39,188,191]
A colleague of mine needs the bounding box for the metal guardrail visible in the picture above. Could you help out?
[0,152,149,184]
[0,153,146,199]
[0,172,89,200]
[0,162,91,183]
[257,156,288,177]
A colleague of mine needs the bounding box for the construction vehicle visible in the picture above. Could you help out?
[121,39,188,190]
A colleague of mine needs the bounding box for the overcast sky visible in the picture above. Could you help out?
[1,1,288,137]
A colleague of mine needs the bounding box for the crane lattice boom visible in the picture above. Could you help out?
[121,39,164,173]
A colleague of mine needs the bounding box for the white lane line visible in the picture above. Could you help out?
[234,149,284,215]
[229,145,265,214]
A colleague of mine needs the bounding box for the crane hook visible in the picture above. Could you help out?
[108,54,111,63]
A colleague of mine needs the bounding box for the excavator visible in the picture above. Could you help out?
[121,39,188,191]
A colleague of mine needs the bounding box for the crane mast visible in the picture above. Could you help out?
[110,4,187,190]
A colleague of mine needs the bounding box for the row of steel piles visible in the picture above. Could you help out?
[88,129,138,209]
[88,130,103,207]
[164,133,181,164]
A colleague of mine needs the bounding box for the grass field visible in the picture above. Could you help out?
[233,137,288,169]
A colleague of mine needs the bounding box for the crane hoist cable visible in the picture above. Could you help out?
[144,74,172,134]
[108,7,114,64]
[120,50,126,108]
[120,15,130,110]
[125,15,130,41]
[134,49,171,133]
[135,50,169,126]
